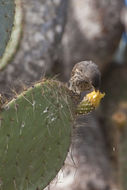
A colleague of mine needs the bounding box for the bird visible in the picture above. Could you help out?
[68,61,101,95]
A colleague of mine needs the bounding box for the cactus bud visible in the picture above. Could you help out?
[77,90,105,114]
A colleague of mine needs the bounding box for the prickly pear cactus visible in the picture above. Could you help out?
[0,0,15,58]
[0,0,22,70]
[0,77,104,190]
[0,80,73,190]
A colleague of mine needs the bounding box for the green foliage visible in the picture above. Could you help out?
[0,80,73,190]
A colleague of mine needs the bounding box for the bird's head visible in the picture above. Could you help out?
[69,61,101,94]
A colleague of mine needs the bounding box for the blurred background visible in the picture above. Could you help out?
[1,0,127,189]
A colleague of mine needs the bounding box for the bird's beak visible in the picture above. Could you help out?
[80,87,93,100]
[80,83,100,100]
[92,86,98,92]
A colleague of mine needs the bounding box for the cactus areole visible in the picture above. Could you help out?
[0,80,73,190]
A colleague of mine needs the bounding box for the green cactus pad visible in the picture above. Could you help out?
[0,0,15,58]
[0,80,73,190]
[0,0,22,70]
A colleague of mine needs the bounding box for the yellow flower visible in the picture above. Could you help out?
[76,90,105,114]
[86,90,105,108]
